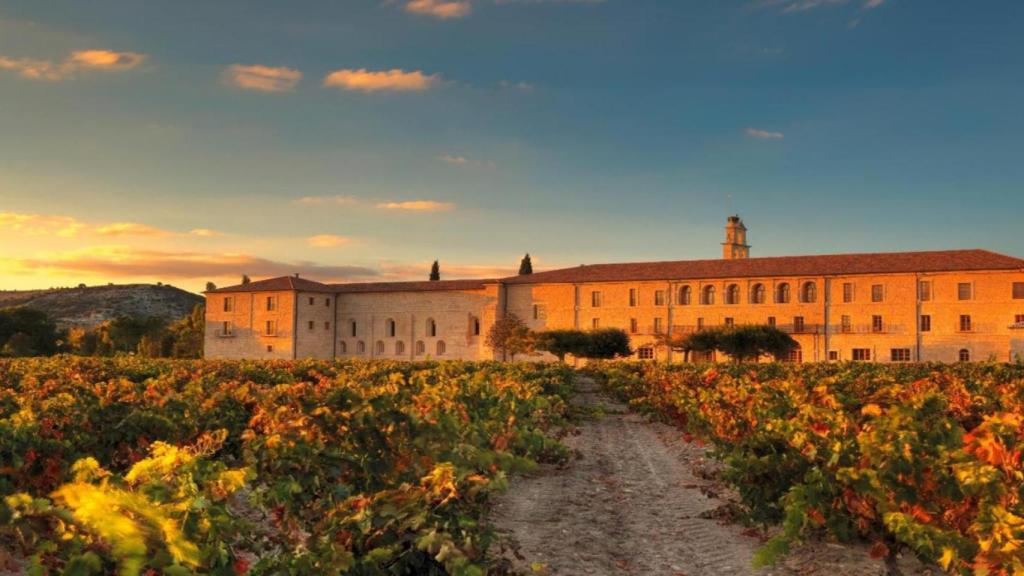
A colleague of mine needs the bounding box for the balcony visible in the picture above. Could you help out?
[832,324,905,335]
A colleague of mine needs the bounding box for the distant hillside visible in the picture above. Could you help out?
[0,284,204,328]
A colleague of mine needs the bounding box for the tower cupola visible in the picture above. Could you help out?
[722,215,750,260]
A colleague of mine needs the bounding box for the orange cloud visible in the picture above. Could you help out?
[375,200,456,212]
[96,222,173,237]
[323,68,441,92]
[405,0,473,19]
[0,212,222,239]
[294,195,360,206]
[0,49,145,80]
[225,64,302,92]
[307,234,351,248]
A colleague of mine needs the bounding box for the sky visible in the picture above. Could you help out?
[1,0,1022,293]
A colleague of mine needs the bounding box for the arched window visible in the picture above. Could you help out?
[725,284,740,305]
[701,285,716,305]
[426,318,437,337]
[678,286,692,306]
[395,341,405,355]
[339,341,347,355]
[375,340,385,355]
[751,283,766,304]
[356,340,366,355]
[386,319,396,338]
[471,316,480,336]
[415,340,425,355]
[436,340,447,356]
[350,320,357,337]
[801,282,817,303]
[959,348,971,362]
[776,283,791,304]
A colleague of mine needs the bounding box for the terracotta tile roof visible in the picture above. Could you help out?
[332,279,494,293]
[501,250,1024,285]
[206,276,335,294]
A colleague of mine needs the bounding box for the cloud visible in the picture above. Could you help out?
[2,245,380,282]
[746,128,785,140]
[294,195,360,206]
[0,49,145,80]
[438,154,470,165]
[864,0,885,8]
[307,234,351,248]
[323,68,441,92]
[224,64,302,92]
[498,80,535,92]
[780,0,847,12]
[405,0,473,19]
[375,200,456,212]
[0,212,223,239]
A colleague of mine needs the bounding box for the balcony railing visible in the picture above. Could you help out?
[832,324,905,335]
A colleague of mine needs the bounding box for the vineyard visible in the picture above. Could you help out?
[0,357,574,575]
[589,361,1024,575]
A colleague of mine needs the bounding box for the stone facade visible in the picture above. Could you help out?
[205,217,1024,363]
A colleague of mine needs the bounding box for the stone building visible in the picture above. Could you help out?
[204,217,1024,363]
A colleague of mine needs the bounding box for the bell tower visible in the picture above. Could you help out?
[722,215,750,260]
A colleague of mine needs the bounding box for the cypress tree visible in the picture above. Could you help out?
[429,260,441,282]
[519,253,534,275]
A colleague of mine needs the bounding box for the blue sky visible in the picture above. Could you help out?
[1,0,1022,291]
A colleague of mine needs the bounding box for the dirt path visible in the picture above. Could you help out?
[490,377,930,576]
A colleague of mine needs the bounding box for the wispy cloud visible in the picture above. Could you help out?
[438,154,496,169]
[0,212,222,239]
[2,246,379,282]
[323,68,441,92]
[376,200,456,212]
[294,195,360,206]
[0,49,145,81]
[405,0,473,19]
[224,64,302,92]
[863,0,885,8]
[307,234,351,248]
[746,127,785,140]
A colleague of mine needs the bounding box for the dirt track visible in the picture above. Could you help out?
[490,378,933,576]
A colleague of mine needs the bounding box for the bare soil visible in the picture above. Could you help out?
[489,378,937,576]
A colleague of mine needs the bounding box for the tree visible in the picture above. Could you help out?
[241,275,251,285]
[429,260,441,282]
[205,281,217,292]
[581,328,633,359]
[661,325,798,364]
[0,307,63,357]
[169,304,205,358]
[535,329,588,362]
[486,313,533,361]
[519,253,534,275]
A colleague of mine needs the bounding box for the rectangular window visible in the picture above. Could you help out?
[266,296,277,311]
[767,316,776,327]
[533,304,540,320]
[309,297,315,305]
[843,282,854,303]
[351,322,357,337]
[920,315,931,332]
[960,315,972,332]
[637,347,655,360]
[793,316,805,333]
[724,317,734,326]
[591,291,602,307]
[919,281,932,302]
[958,282,973,301]
[630,318,638,334]
[871,284,884,303]
[629,288,638,307]
[308,320,315,330]
[266,344,274,353]
[853,348,871,361]
[221,321,232,336]
[592,318,600,329]
[1014,283,1024,300]
[654,290,666,306]
[325,321,330,330]
[872,315,883,333]
[326,298,331,307]
[654,317,664,333]
[828,350,839,361]
[223,297,234,312]
[697,317,705,330]
[1016,314,1024,324]
[891,348,911,362]
[841,315,851,333]
[265,320,276,336]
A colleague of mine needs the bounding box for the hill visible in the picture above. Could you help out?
[0,283,204,328]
